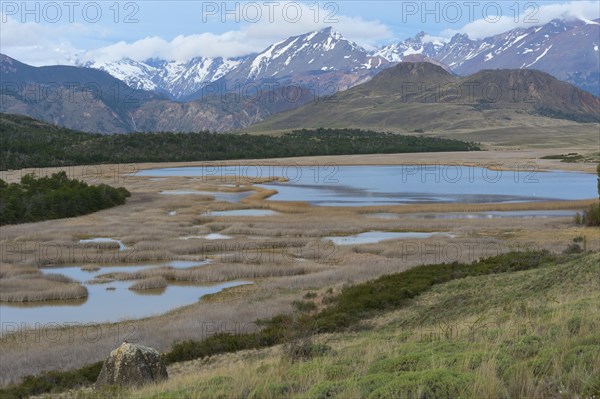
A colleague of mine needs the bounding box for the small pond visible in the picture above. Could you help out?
[0,260,250,327]
[324,231,454,245]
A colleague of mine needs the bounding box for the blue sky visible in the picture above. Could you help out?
[1,1,599,65]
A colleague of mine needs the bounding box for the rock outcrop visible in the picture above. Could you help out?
[96,342,168,388]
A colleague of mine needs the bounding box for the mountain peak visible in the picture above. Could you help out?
[313,26,343,41]
[359,61,455,95]
[449,33,471,43]
[388,61,453,77]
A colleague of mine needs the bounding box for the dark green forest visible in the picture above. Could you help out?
[0,172,130,225]
[1,114,481,170]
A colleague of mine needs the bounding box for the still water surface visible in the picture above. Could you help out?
[138,165,596,206]
[1,260,250,327]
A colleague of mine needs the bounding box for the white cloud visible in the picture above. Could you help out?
[441,1,600,39]
[0,13,98,65]
[2,2,392,65]
[2,1,598,65]
[79,2,393,62]
[422,34,449,46]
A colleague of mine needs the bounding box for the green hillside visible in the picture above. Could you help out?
[124,251,600,399]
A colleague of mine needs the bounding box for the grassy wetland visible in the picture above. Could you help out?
[0,146,598,398]
[0,264,87,303]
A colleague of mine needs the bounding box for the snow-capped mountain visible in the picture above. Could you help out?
[83,27,389,100]
[83,56,246,99]
[436,19,597,73]
[231,27,387,80]
[83,18,599,99]
[376,18,600,96]
[451,18,599,96]
[373,32,446,62]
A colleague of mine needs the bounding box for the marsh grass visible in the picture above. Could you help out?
[0,276,88,302]
[99,262,323,283]
[0,263,87,302]
[0,263,39,279]
[128,277,168,290]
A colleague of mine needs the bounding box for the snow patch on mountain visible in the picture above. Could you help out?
[523,45,553,68]
[84,18,600,99]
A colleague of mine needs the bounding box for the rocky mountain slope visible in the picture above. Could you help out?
[85,18,599,99]
[378,18,600,96]
[0,54,316,133]
[249,62,600,134]
[85,28,389,101]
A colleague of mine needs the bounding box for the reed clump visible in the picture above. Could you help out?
[0,263,39,279]
[129,277,168,291]
[103,263,322,284]
[0,275,88,302]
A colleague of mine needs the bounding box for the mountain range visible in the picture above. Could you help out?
[84,18,600,99]
[0,16,599,134]
[83,27,388,102]
[0,54,317,133]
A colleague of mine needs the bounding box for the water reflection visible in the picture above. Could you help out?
[161,190,252,203]
[205,209,278,217]
[324,231,454,245]
[0,260,251,326]
[137,165,596,206]
[366,210,580,219]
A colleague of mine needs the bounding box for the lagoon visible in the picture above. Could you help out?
[138,165,596,206]
[0,260,250,327]
[324,231,454,245]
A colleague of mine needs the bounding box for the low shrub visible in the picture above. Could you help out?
[564,243,583,254]
[303,292,317,299]
[313,251,556,332]
[367,369,472,399]
[165,315,291,364]
[292,300,317,312]
[0,362,102,399]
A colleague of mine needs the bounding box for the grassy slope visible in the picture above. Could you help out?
[100,252,600,399]
[243,65,600,147]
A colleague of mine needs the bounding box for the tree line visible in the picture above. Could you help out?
[0,172,130,225]
[1,114,481,170]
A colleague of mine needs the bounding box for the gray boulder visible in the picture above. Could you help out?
[96,342,168,388]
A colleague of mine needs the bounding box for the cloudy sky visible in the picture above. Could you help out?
[1,1,599,65]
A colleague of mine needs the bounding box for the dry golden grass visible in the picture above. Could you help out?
[0,263,39,278]
[99,262,325,283]
[1,263,88,302]
[0,276,87,302]
[128,277,168,290]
